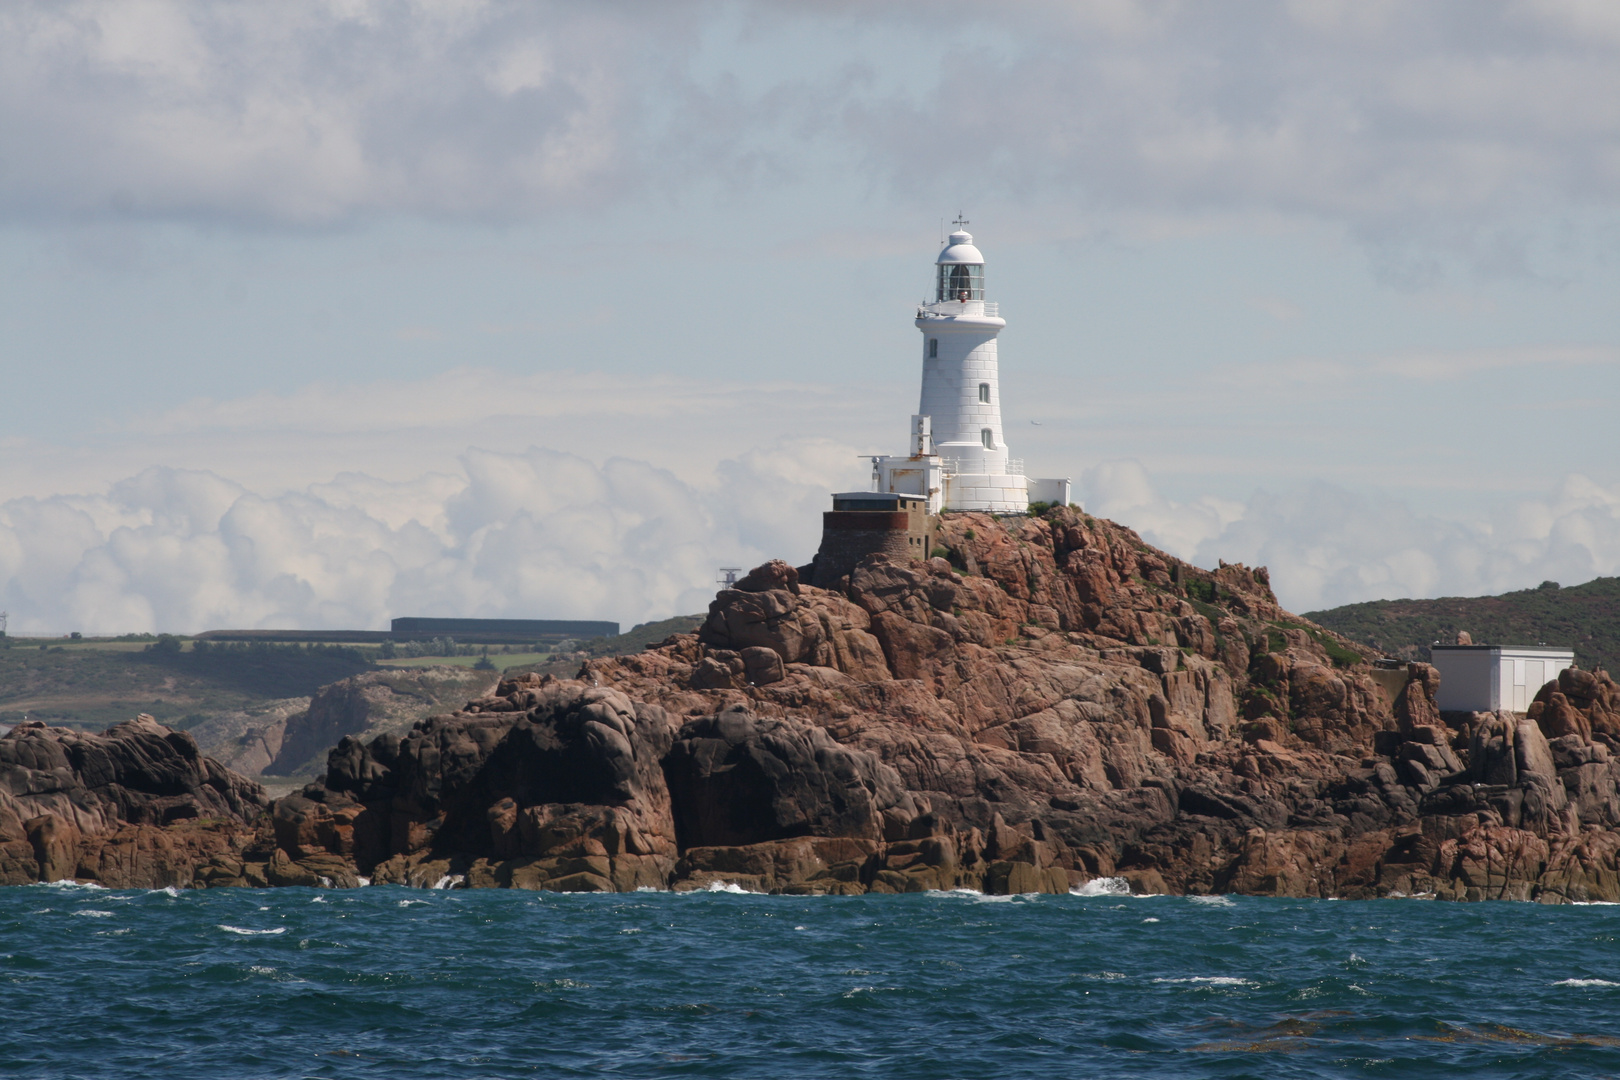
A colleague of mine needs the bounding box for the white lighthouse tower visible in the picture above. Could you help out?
[873,222,1070,514]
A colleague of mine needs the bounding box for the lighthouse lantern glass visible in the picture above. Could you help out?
[936,263,984,302]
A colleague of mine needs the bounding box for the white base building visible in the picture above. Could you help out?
[1429,644,1576,713]
[871,227,1070,515]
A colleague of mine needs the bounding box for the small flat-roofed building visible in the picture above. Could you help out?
[1429,644,1576,713]
[809,491,935,588]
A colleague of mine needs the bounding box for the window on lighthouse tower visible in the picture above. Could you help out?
[978,383,990,403]
[929,338,938,358]
[981,428,994,450]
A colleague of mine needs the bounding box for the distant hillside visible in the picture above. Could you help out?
[583,615,705,657]
[1305,576,1620,673]
[0,638,374,730]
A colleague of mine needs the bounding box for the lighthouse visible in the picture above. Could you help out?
[871,223,1070,514]
[805,223,1071,587]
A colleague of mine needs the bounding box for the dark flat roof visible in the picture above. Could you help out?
[1429,644,1573,653]
[391,618,618,638]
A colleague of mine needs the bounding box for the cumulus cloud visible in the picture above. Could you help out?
[849,1,1620,250]
[1080,460,1620,612]
[0,0,697,223]
[8,440,1620,634]
[4,0,1619,251]
[0,443,849,635]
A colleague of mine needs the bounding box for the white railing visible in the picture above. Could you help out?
[918,300,999,318]
[1006,459,1024,476]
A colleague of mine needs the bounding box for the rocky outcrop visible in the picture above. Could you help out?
[265,668,500,778]
[0,715,268,887]
[25,507,1620,902]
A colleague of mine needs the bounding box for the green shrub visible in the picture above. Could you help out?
[930,546,950,559]
[1185,578,1216,603]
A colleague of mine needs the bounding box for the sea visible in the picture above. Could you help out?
[4,881,1620,1079]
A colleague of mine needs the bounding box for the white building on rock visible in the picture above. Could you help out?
[872,225,1070,514]
[1429,643,1576,713]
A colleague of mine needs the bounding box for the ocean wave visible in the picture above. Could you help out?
[1553,978,1620,987]
[1071,877,1131,897]
[693,881,752,894]
[36,879,106,890]
[1152,976,1253,986]
[429,874,465,890]
[217,925,287,936]
[72,910,115,918]
[1188,895,1235,907]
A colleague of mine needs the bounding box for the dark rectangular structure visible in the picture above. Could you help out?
[198,618,620,646]
[389,618,619,642]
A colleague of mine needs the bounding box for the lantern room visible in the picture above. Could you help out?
[935,230,985,302]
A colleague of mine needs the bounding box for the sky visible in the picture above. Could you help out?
[2,0,1619,634]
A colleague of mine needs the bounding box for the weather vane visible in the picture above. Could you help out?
[953,212,969,229]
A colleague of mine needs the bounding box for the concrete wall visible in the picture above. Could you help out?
[1027,478,1071,507]
[1432,649,1501,712]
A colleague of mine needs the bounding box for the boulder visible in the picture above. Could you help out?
[664,706,915,848]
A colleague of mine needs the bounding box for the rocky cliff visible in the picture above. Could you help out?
[15,507,1620,900]
[0,715,268,887]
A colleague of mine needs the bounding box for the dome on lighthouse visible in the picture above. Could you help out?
[937,230,983,265]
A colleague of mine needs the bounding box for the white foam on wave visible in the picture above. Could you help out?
[39,879,105,890]
[841,985,897,999]
[218,925,287,936]
[1188,895,1235,907]
[1153,976,1253,987]
[397,898,428,907]
[429,874,465,890]
[1142,917,1161,923]
[356,877,371,887]
[1572,901,1620,906]
[697,881,752,894]
[1070,877,1131,897]
[1554,978,1620,987]
[72,910,114,918]
[310,895,328,904]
